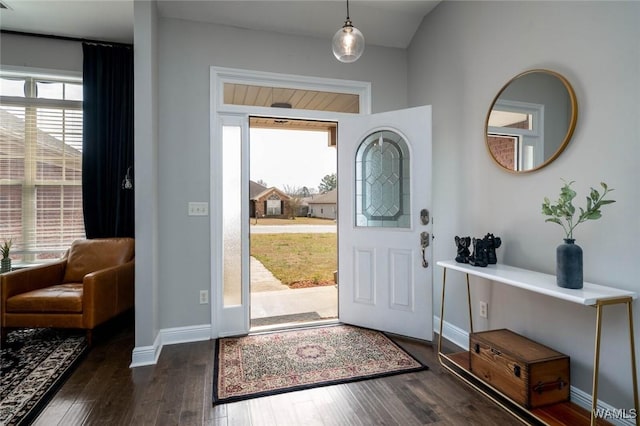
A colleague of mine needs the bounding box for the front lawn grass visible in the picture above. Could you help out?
[250,233,336,287]
[250,217,335,226]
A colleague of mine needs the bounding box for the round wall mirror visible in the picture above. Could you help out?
[485,69,578,173]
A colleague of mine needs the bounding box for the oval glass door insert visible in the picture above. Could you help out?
[355,130,410,228]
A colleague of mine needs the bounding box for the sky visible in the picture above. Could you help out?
[249,128,336,192]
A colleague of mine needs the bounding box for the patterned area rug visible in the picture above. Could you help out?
[0,328,87,426]
[213,325,428,405]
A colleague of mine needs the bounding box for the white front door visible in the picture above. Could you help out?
[338,106,433,340]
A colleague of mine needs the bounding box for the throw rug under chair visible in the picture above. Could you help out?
[0,328,88,425]
[213,324,428,405]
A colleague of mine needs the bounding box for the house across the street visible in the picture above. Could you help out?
[249,180,292,218]
[308,189,337,220]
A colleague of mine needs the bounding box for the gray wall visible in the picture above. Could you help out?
[409,1,639,409]
[155,17,408,328]
[134,0,160,348]
[0,33,82,73]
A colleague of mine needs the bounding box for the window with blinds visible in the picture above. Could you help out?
[0,73,84,262]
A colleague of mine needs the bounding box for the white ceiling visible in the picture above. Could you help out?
[0,0,135,44]
[0,1,440,48]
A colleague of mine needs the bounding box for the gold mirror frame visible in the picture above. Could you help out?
[485,69,578,174]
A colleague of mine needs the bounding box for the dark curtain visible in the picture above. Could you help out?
[82,43,134,238]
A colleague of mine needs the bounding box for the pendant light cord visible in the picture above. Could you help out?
[346,0,350,20]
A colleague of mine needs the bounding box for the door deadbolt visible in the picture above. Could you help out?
[420,209,430,225]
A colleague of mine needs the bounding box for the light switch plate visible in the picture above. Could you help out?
[188,202,209,216]
[199,290,209,304]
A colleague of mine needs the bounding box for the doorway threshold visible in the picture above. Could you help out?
[250,318,339,335]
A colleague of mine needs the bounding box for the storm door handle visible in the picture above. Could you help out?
[420,232,430,268]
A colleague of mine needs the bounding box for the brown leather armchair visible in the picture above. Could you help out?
[1,238,135,345]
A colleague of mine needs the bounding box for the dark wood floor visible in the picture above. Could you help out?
[33,321,520,425]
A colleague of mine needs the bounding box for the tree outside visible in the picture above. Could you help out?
[318,173,337,193]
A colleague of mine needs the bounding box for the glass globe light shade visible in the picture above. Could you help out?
[332,20,365,63]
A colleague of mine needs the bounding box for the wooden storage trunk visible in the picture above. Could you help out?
[469,329,570,408]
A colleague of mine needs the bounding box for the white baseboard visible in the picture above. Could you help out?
[161,323,211,346]
[570,386,636,426]
[433,316,636,426]
[433,315,469,351]
[130,324,211,368]
[130,332,162,367]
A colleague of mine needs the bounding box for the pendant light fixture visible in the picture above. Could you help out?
[332,0,365,63]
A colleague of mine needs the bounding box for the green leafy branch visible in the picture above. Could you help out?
[1,238,12,259]
[541,180,615,240]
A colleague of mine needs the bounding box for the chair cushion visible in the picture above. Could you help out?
[6,283,83,313]
[63,238,135,283]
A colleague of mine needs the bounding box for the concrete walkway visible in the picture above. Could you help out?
[250,257,338,326]
[250,257,289,292]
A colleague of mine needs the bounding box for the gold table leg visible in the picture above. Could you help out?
[437,270,474,355]
[591,303,603,426]
[466,273,473,335]
[590,297,639,426]
[627,300,639,426]
[438,268,447,356]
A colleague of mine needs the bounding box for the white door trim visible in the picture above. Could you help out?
[211,66,371,116]
[210,67,371,338]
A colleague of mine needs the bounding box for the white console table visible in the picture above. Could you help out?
[436,260,638,426]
